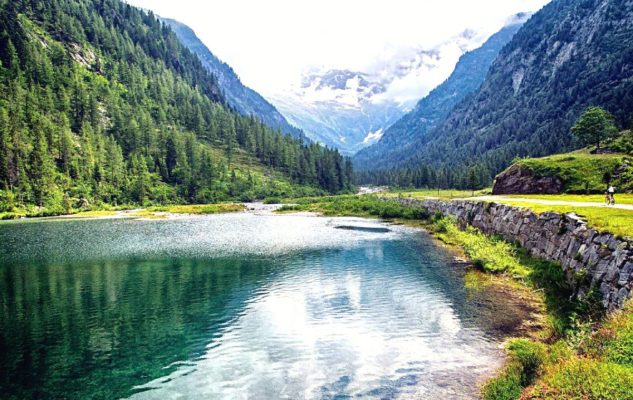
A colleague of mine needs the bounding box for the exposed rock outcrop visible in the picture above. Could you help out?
[392,197,633,311]
[492,164,563,195]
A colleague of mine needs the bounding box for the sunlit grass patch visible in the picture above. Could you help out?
[148,203,245,214]
[131,210,167,219]
[502,193,633,205]
[383,188,490,200]
[528,358,633,399]
[496,201,633,238]
[512,148,627,193]
[431,217,530,278]
[482,339,548,400]
[64,210,118,218]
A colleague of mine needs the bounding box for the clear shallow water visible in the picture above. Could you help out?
[0,213,503,399]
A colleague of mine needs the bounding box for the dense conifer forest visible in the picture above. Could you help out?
[0,0,352,215]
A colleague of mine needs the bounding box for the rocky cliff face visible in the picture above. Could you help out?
[392,197,633,311]
[492,164,563,194]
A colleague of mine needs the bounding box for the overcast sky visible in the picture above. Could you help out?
[126,0,550,99]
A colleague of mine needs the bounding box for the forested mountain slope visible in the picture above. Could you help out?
[359,0,633,188]
[0,0,351,214]
[353,15,527,171]
[164,18,304,139]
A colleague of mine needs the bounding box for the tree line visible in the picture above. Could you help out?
[356,106,631,191]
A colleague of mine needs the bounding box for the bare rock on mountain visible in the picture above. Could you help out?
[492,164,563,194]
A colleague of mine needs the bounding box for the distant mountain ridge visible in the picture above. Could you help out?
[269,29,495,155]
[269,69,404,155]
[354,14,529,170]
[362,0,633,184]
[164,18,304,139]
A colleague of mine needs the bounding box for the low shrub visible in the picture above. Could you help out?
[263,197,282,204]
[481,368,522,400]
[529,358,633,399]
[482,339,546,400]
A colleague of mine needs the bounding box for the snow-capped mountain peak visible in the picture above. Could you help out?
[267,20,527,155]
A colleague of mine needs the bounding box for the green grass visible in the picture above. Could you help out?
[522,302,633,399]
[482,339,548,400]
[432,217,531,278]
[0,202,137,220]
[500,193,633,205]
[66,210,118,218]
[0,203,245,220]
[510,148,629,193]
[495,200,633,238]
[278,195,429,219]
[147,203,245,215]
[532,358,633,399]
[383,188,490,200]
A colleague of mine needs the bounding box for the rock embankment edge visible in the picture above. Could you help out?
[392,197,633,310]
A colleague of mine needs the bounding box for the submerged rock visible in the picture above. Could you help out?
[334,225,391,233]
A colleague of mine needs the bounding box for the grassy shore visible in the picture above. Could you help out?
[147,203,245,214]
[0,203,136,220]
[279,195,428,219]
[279,194,633,399]
[509,148,628,193]
[0,203,245,221]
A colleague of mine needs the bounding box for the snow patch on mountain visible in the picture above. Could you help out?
[363,129,384,144]
[268,28,497,154]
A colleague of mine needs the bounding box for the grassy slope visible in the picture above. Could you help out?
[509,148,629,193]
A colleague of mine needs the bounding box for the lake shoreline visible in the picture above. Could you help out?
[0,196,550,398]
[0,207,509,399]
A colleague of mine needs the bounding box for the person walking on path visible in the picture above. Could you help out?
[606,185,616,205]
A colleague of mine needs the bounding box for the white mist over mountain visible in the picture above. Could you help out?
[267,14,534,153]
[126,0,550,153]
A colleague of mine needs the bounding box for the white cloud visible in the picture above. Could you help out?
[126,0,550,100]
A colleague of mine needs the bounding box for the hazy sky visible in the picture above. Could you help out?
[126,0,550,99]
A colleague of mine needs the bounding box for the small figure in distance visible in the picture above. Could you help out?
[606,185,616,206]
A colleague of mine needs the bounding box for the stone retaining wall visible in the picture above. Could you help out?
[392,197,633,310]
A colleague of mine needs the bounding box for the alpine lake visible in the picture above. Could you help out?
[0,207,532,399]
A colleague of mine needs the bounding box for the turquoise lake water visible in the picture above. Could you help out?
[0,212,505,399]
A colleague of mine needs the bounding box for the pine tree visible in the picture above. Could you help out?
[0,107,9,189]
[29,122,56,206]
